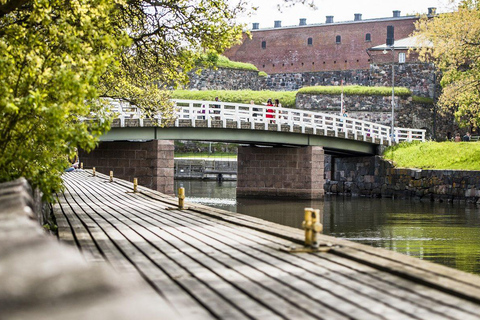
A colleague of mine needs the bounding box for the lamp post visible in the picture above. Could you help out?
[384,25,395,144]
[390,46,395,144]
[383,46,395,144]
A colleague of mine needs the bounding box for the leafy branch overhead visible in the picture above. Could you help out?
[0,0,246,199]
[413,0,480,128]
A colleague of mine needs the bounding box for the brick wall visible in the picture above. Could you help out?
[224,17,418,74]
[237,146,324,199]
[79,140,174,195]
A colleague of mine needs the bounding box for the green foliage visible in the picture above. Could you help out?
[99,1,246,119]
[412,95,434,104]
[258,71,268,77]
[0,0,246,201]
[384,141,480,170]
[171,90,297,108]
[196,54,258,71]
[298,85,412,96]
[413,0,480,128]
[0,0,125,201]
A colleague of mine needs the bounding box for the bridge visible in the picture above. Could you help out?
[80,99,426,199]
[103,99,426,155]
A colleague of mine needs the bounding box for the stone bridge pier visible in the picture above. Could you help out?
[79,140,174,195]
[237,146,325,199]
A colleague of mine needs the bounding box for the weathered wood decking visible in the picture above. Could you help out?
[54,170,480,320]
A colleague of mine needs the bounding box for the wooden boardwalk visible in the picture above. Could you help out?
[54,170,480,320]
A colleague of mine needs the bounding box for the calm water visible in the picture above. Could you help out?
[175,179,480,275]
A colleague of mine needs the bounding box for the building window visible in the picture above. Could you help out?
[307,37,313,46]
[336,35,341,44]
[261,41,266,49]
[365,33,371,41]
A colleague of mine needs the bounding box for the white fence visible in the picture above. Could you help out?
[111,99,426,145]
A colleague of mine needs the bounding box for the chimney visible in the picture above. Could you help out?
[354,13,362,21]
[326,16,334,24]
[274,20,281,28]
[393,10,401,18]
[252,23,259,30]
[299,18,307,26]
[428,7,436,15]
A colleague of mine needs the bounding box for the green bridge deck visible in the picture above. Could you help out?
[54,170,480,320]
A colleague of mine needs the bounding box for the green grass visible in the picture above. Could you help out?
[171,90,297,108]
[215,55,259,71]
[298,85,412,97]
[412,95,434,104]
[175,152,237,159]
[384,141,480,170]
[196,53,259,72]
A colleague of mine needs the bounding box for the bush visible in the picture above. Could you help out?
[171,90,296,108]
[298,85,412,97]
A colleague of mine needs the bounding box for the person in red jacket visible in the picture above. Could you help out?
[266,99,274,123]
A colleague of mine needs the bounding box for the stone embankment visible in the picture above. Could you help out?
[325,156,480,202]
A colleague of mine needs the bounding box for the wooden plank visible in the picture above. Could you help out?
[78,179,412,320]
[61,178,249,320]
[57,192,104,263]
[65,178,293,320]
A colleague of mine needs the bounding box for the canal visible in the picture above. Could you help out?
[175,179,480,275]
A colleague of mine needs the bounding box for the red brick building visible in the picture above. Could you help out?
[224,9,435,74]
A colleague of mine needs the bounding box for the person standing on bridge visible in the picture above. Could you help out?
[212,96,221,120]
[266,99,275,123]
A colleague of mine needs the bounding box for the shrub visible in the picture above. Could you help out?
[171,90,296,108]
[298,85,412,97]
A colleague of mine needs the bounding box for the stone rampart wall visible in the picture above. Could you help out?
[186,68,267,91]
[325,156,480,202]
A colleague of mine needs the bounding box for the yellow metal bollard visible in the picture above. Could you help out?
[311,209,323,248]
[302,208,314,247]
[109,171,113,182]
[280,207,330,253]
[178,187,185,210]
[133,178,138,193]
[80,162,84,170]
[92,167,96,177]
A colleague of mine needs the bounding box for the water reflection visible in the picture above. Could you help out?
[175,180,480,275]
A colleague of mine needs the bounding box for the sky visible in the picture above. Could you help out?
[233,0,457,29]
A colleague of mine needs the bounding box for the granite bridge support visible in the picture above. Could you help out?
[79,140,174,195]
[237,145,325,199]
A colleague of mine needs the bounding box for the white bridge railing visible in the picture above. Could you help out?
[111,99,426,145]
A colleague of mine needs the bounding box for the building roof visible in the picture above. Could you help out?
[368,35,433,51]
[251,15,419,32]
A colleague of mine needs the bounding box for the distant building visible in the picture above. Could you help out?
[224,8,437,74]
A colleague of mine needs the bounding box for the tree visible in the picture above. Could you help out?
[0,0,245,199]
[413,0,480,129]
[99,0,246,118]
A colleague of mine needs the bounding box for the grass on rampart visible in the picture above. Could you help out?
[171,90,297,108]
[298,85,412,97]
[214,55,259,71]
[383,141,480,170]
